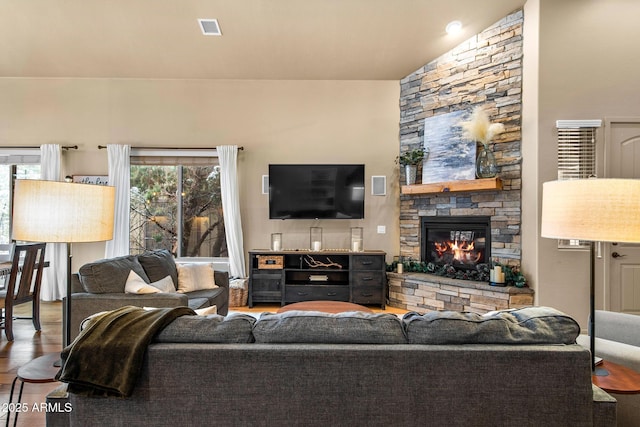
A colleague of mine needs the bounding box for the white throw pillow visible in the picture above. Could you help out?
[125,270,160,294]
[194,305,218,316]
[149,275,176,293]
[125,271,175,294]
[176,263,218,293]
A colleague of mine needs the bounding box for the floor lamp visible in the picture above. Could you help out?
[541,178,640,375]
[11,179,115,349]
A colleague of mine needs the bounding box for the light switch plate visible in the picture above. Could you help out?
[377,225,386,234]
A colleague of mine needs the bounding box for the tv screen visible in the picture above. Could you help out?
[269,164,365,219]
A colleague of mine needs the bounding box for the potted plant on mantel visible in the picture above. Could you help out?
[397,147,428,185]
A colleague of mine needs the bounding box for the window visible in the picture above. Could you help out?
[0,149,41,243]
[129,157,227,258]
[556,120,602,249]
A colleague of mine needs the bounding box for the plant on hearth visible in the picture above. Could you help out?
[387,259,526,287]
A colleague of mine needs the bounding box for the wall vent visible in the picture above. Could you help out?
[198,19,222,36]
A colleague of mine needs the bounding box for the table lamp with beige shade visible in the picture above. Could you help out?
[541,178,640,374]
[12,180,115,348]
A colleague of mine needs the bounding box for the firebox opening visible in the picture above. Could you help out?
[421,216,491,270]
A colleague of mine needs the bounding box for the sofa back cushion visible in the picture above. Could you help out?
[154,313,256,343]
[403,306,580,345]
[138,249,178,289]
[253,311,407,344]
[594,310,640,347]
[78,255,149,294]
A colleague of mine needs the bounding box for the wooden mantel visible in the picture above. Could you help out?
[401,177,502,195]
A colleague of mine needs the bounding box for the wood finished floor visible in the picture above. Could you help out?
[1,301,408,426]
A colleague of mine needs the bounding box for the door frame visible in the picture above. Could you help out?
[603,117,640,312]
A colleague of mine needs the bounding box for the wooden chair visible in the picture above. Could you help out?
[0,243,46,341]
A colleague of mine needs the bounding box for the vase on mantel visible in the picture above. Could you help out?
[476,144,497,178]
[405,164,418,185]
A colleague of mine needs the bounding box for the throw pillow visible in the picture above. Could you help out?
[124,270,160,294]
[149,275,176,293]
[176,263,218,293]
[194,305,218,316]
[125,271,175,294]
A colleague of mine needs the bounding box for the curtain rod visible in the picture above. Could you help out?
[0,145,78,150]
[97,145,243,150]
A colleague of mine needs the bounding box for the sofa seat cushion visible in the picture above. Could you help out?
[186,288,226,306]
[79,255,149,294]
[253,311,407,344]
[186,297,210,310]
[403,306,580,345]
[138,249,179,288]
[154,313,256,343]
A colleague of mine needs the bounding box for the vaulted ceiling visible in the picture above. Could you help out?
[0,0,526,80]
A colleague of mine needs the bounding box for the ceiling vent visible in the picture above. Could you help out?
[198,19,222,36]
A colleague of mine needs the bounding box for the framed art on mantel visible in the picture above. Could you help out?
[422,110,476,184]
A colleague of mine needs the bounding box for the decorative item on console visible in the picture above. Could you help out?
[460,106,505,179]
[309,227,323,251]
[271,233,282,251]
[350,227,363,252]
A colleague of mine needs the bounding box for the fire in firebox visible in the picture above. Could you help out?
[432,231,484,266]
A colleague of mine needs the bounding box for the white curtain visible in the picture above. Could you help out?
[104,144,131,258]
[39,144,67,301]
[217,145,246,278]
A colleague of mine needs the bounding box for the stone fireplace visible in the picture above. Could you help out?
[421,216,491,269]
[389,10,530,314]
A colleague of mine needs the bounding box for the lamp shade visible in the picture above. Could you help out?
[12,180,115,243]
[541,179,640,243]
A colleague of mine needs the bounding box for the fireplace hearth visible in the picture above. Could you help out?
[421,216,491,270]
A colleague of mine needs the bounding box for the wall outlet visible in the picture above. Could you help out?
[377,225,386,234]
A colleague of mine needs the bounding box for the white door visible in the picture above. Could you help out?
[605,118,640,314]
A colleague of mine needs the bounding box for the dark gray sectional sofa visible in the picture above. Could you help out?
[48,307,616,426]
[65,249,229,341]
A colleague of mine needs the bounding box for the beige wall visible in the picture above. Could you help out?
[0,78,400,271]
[522,0,640,328]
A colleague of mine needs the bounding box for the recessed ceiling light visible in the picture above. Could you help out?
[445,20,462,35]
[198,19,222,36]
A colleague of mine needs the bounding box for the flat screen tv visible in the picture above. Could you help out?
[269,164,365,219]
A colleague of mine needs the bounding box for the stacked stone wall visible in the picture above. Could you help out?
[399,10,524,269]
